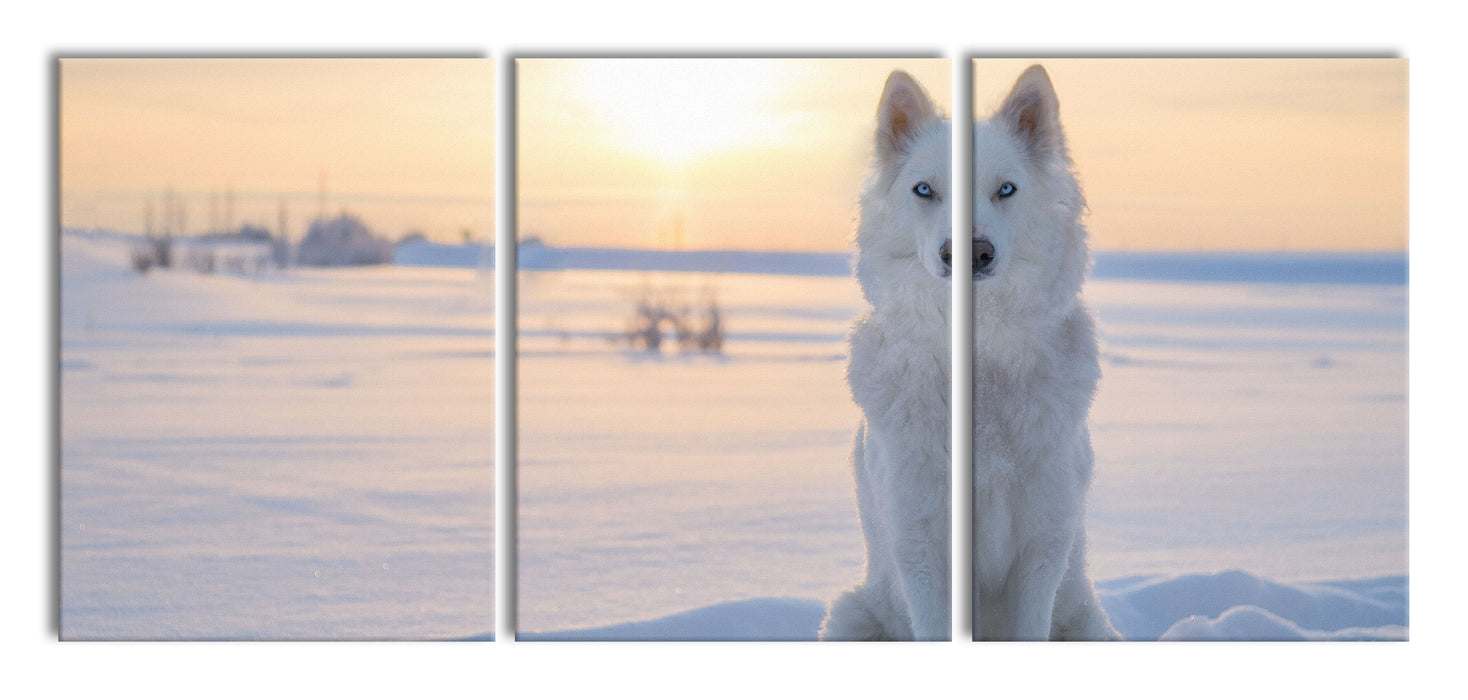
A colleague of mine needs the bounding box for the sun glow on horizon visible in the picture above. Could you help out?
[517,59,952,251]
[570,60,801,171]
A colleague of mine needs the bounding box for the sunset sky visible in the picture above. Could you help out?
[975,59,1408,251]
[60,59,495,243]
[518,57,1405,252]
[515,58,951,252]
[58,58,1406,252]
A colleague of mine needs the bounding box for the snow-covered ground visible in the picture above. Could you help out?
[517,251,1407,641]
[59,232,495,640]
[58,231,1406,641]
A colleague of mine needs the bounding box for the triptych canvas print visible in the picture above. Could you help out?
[58,57,1408,641]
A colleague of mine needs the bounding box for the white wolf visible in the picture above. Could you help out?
[820,66,1119,641]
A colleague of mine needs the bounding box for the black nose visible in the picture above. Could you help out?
[974,238,996,277]
[939,238,997,277]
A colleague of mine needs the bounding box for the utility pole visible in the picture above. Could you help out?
[277,197,290,268]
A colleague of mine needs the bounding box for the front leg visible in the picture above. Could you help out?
[1002,534,1071,640]
[897,517,950,640]
[863,427,951,641]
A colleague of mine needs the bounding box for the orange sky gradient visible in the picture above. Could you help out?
[59,58,1406,252]
[975,59,1407,252]
[60,59,495,243]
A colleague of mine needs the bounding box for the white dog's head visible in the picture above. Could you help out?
[855,67,1088,325]
[972,65,1089,325]
[855,71,952,309]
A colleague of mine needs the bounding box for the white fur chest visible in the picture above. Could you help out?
[847,308,952,476]
[970,305,1098,589]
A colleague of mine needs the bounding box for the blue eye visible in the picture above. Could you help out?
[997,182,1016,198]
[913,182,933,198]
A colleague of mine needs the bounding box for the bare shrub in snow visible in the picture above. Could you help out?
[153,235,172,269]
[129,244,154,274]
[686,290,724,353]
[129,235,173,275]
[619,283,724,355]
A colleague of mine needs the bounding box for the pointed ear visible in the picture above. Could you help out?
[998,64,1064,158]
[875,71,939,163]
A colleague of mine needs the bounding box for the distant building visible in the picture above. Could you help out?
[296,214,393,266]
